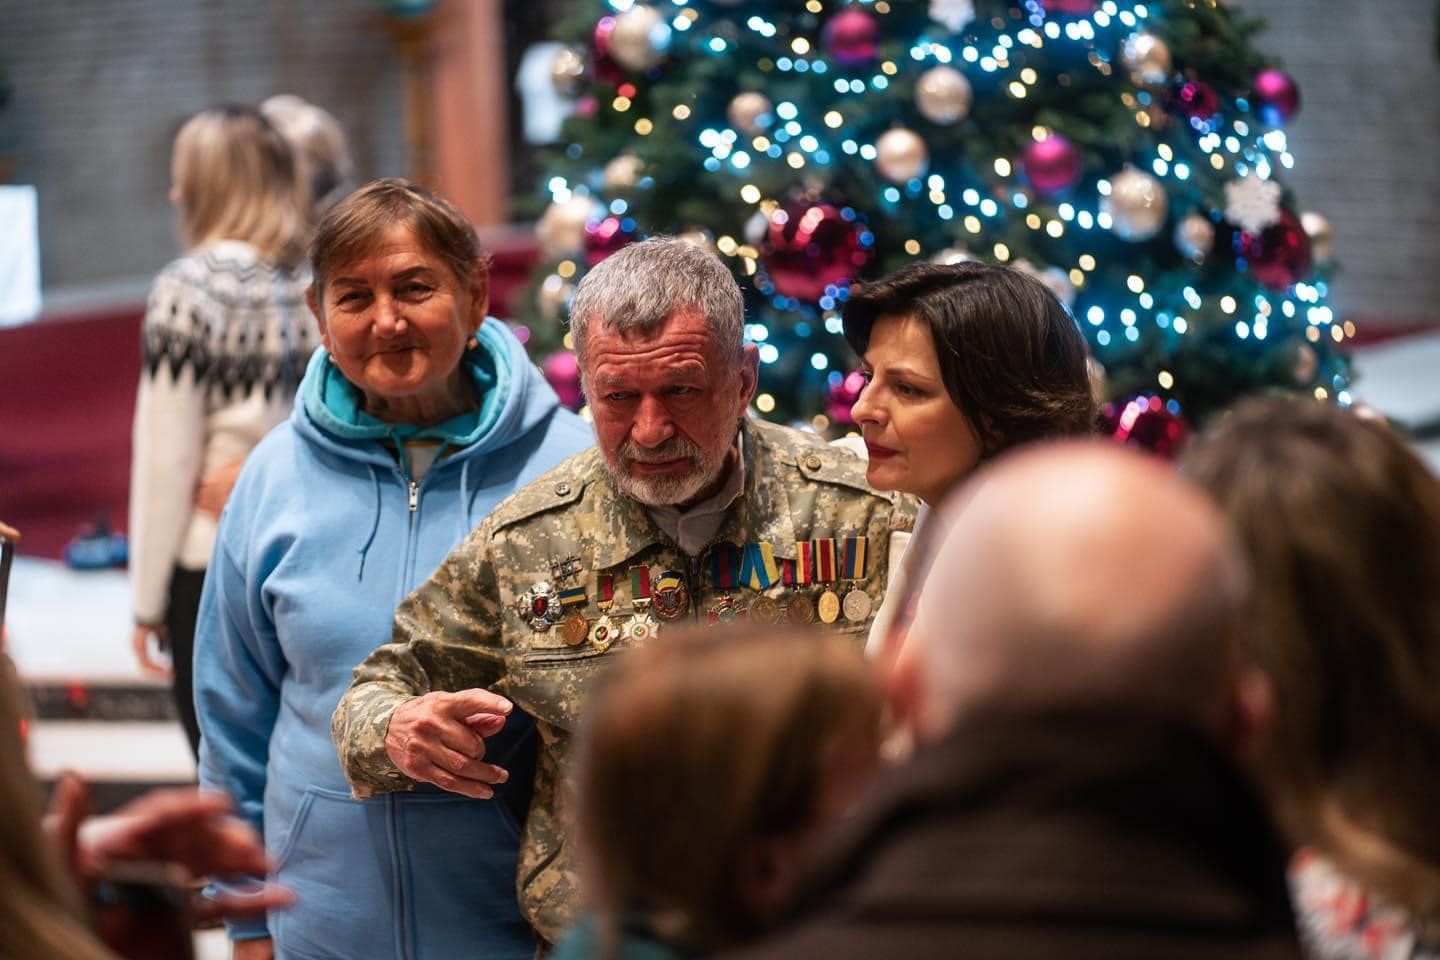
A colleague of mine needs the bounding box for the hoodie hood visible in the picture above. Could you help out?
[295,317,564,471]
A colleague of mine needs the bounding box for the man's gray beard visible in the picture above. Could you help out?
[603,437,728,508]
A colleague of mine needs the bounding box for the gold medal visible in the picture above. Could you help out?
[842,587,873,623]
[562,612,589,646]
[748,594,781,624]
[818,589,841,624]
[591,615,617,651]
[786,594,815,624]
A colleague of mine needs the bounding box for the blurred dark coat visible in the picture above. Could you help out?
[723,709,1301,960]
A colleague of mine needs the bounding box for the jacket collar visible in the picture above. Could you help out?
[587,418,799,570]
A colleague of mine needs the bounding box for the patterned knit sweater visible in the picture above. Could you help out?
[128,240,312,624]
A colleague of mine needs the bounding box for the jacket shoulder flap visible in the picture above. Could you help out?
[485,447,599,532]
[754,419,888,499]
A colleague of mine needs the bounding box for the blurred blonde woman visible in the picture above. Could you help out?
[128,104,313,756]
[553,629,884,960]
[1183,397,1440,959]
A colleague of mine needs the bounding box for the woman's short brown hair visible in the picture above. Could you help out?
[843,261,1096,457]
[573,628,883,954]
[1183,396,1440,921]
[309,178,489,300]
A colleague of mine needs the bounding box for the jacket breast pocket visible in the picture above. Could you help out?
[509,638,617,733]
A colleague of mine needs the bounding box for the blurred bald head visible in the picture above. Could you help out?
[902,441,1253,744]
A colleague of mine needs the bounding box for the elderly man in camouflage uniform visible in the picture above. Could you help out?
[332,237,917,944]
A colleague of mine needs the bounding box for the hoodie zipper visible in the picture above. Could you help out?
[408,480,419,513]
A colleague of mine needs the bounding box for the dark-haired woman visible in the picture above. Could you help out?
[844,260,1096,658]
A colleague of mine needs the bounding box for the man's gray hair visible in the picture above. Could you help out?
[568,236,745,362]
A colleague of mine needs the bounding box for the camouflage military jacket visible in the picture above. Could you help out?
[333,417,918,943]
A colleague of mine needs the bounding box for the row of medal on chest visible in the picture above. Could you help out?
[516,560,873,651]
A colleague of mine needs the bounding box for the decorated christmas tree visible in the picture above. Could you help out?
[516,0,1350,443]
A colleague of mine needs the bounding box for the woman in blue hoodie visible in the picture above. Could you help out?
[194,179,592,960]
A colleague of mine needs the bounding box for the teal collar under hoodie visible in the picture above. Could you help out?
[294,317,579,575]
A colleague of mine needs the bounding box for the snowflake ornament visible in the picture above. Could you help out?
[929,0,976,33]
[1224,174,1282,235]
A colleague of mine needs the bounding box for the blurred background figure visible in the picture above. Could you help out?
[554,630,884,960]
[843,261,1095,656]
[727,443,1296,960]
[259,94,354,227]
[194,179,590,960]
[1183,397,1440,960]
[128,104,313,757]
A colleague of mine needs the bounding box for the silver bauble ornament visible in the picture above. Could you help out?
[1014,259,1076,309]
[603,153,644,190]
[1291,343,1319,385]
[915,66,972,125]
[930,247,976,265]
[1174,213,1215,263]
[1300,210,1334,265]
[536,273,575,323]
[744,210,770,245]
[550,47,586,97]
[727,92,774,136]
[1120,32,1172,85]
[1102,167,1169,242]
[609,5,670,72]
[1086,357,1108,405]
[536,195,596,259]
[874,128,929,184]
[678,229,718,257]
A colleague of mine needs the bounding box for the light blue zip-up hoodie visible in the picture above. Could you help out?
[195,319,592,959]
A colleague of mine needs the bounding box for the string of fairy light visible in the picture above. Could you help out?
[540,0,1349,412]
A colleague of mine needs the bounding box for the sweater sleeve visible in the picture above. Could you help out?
[194,524,286,941]
[332,519,509,797]
[128,266,210,623]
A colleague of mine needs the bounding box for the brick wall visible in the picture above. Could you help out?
[1213,0,1440,327]
[0,0,409,292]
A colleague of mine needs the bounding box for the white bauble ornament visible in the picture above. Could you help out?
[874,128,929,184]
[727,92,774,136]
[536,273,575,323]
[915,66,973,125]
[930,247,976,265]
[1120,32,1172,85]
[678,229,718,257]
[535,195,596,258]
[744,210,770,245]
[550,47,586,97]
[1300,210,1334,264]
[609,5,671,72]
[603,153,644,190]
[1103,167,1169,242]
[1174,213,1215,263]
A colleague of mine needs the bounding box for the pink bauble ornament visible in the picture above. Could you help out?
[827,370,868,427]
[1101,394,1189,459]
[542,351,584,411]
[760,199,872,303]
[823,9,879,68]
[1023,135,1082,196]
[1043,0,1100,14]
[584,215,635,266]
[1252,68,1300,126]
[1173,80,1220,122]
[591,16,625,85]
[1237,209,1312,290]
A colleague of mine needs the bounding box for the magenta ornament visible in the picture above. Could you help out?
[1173,80,1220,122]
[1252,68,1300,126]
[760,199,872,303]
[541,351,584,411]
[1022,135,1083,196]
[591,16,625,85]
[583,215,635,266]
[1100,394,1190,459]
[823,9,879,68]
[827,370,868,426]
[1237,209,1312,291]
[1042,0,1100,14]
